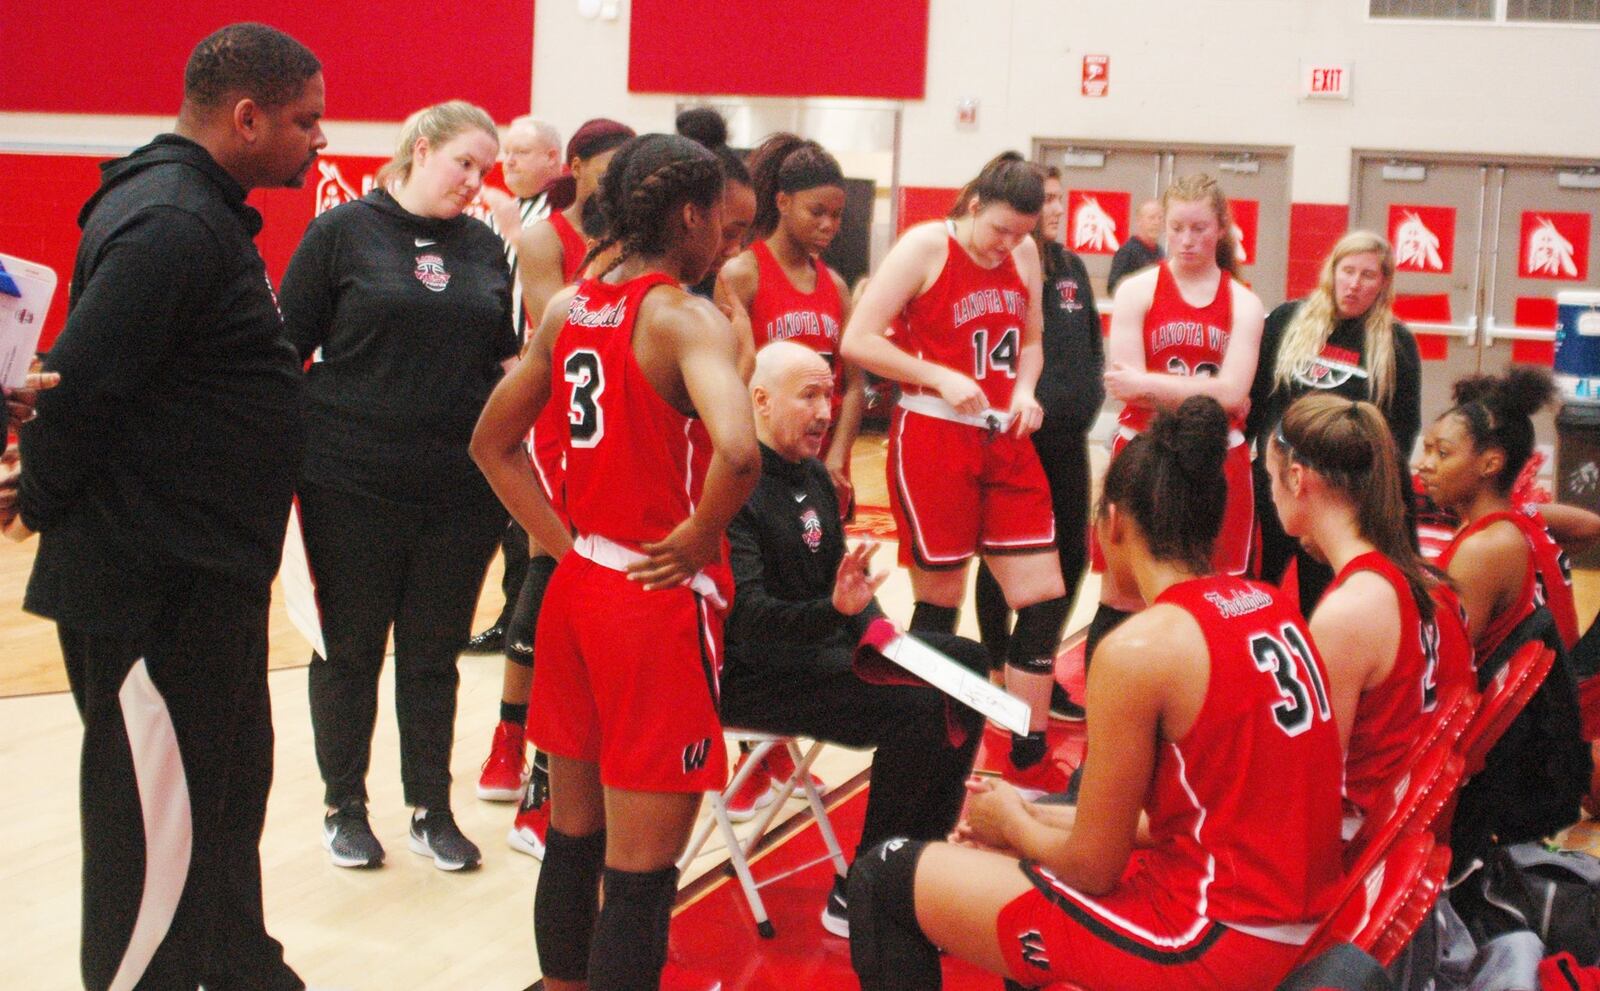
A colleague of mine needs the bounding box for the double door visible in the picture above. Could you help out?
[1352,151,1600,450]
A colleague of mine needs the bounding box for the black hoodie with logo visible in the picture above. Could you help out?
[279,188,515,506]
[19,135,306,634]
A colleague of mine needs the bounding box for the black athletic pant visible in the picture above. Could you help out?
[59,576,302,991]
[300,481,506,810]
[976,429,1090,665]
[494,520,530,630]
[719,633,988,855]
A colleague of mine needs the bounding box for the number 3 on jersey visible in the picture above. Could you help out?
[564,349,605,448]
[1249,625,1333,737]
[972,326,1020,380]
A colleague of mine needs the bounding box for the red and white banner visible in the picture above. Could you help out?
[1388,204,1456,274]
[1518,211,1590,282]
[1229,198,1259,266]
[1082,55,1109,98]
[1066,189,1130,255]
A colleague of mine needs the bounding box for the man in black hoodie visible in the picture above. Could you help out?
[8,23,325,991]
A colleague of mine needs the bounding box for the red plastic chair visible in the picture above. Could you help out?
[1343,741,1465,870]
[1352,839,1452,966]
[1301,831,1447,966]
[1457,642,1555,776]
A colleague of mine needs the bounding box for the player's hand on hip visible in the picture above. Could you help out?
[831,540,888,616]
[935,369,987,417]
[630,518,718,591]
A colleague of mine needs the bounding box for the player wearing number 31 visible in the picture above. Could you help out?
[841,152,1071,795]
[846,397,1344,991]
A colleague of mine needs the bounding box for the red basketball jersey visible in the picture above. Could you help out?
[548,210,590,284]
[749,239,846,419]
[898,224,1030,410]
[552,272,706,547]
[1119,263,1237,433]
[1327,552,1475,817]
[1438,507,1578,658]
[1144,576,1344,932]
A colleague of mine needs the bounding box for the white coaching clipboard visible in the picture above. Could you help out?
[878,632,1032,736]
[0,253,57,390]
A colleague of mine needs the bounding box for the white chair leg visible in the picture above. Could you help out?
[710,790,776,938]
[792,740,850,877]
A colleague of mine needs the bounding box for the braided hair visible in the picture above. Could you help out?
[582,134,725,276]
[747,132,844,240]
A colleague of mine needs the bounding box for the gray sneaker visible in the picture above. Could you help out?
[323,801,384,869]
[409,809,481,871]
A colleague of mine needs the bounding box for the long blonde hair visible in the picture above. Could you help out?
[1162,173,1240,278]
[377,100,497,187]
[1274,230,1399,409]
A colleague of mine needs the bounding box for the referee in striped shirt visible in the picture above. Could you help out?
[467,116,563,655]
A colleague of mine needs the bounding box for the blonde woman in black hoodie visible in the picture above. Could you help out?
[280,100,516,873]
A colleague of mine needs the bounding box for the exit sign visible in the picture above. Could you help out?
[1301,61,1352,100]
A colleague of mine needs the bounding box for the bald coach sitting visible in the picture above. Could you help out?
[720,341,990,939]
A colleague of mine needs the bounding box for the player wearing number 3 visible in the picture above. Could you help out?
[842,152,1071,792]
[473,134,760,990]
[1085,174,1266,673]
[846,397,1343,991]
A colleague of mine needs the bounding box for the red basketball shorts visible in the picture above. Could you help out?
[1089,428,1255,576]
[529,552,726,793]
[995,861,1306,990]
[887,408,1057,570]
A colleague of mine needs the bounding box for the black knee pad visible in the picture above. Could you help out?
[910,602,959,635]
[1084,603,1133,674]
[504,554,557,666]
[1005,596,1070,674]
[848,838,941,991]
[533,827,606,981]
[587,864,679,991]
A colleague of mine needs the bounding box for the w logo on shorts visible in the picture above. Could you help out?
[1019,929,1050,970]
[682,737,711,774]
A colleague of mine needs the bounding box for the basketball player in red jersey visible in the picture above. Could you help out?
[1267,394,1472,825]
[1420,368,1578,659]
[720,133,861,510]
[483,119,636,860]
[518,118,636,317]
[472,134,759,990]
[842,152,1069,792]
[1084,173,1266,671]
[847,397,1344,991]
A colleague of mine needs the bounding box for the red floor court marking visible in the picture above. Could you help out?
[529,634,1090,991]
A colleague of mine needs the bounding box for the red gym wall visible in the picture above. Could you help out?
[0,2,535,121]
[627,0,929,99]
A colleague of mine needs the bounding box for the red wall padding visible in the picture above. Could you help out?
[628,0,929,99]
[1285,203,1349,299]
[0,3,535,121]
[897,186,960,233]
